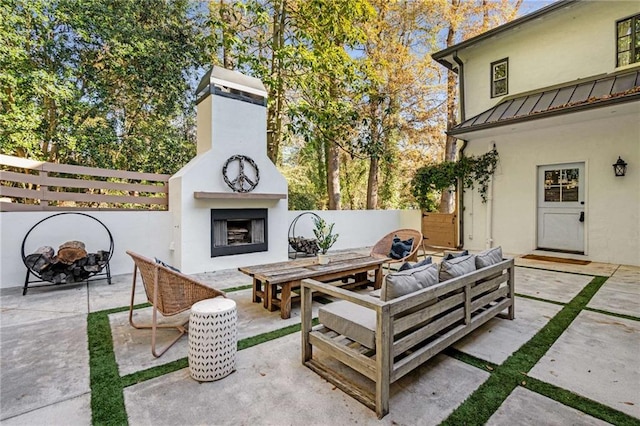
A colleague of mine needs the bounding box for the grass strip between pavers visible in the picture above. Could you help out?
[584,307,640,322]
[88,312,128,426]
[441,276,637,425]
[514,292,566,307]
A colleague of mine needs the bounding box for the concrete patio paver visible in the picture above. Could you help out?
[0,393,91,426]
[452,296,563,364]
[487,386,612,425]
[0,284,88,327]
[514,257,619,277]
[0,314,90,421]
[528,310,640,418]
[587,265,640,317]
[124,332,490,426]
[514,267,593,303]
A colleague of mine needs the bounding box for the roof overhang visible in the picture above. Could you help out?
[449,98,640,140]
[449,69,640,137]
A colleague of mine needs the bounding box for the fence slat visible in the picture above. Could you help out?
[1,155,169,211]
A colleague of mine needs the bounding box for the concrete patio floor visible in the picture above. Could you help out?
[0,253,638,425]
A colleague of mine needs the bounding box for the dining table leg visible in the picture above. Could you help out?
[266,282,276,310]
[252,278,261,303]
[374,265,384,289]
[280,280,298,320]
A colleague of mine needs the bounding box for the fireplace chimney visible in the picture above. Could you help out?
[195,66,268,156]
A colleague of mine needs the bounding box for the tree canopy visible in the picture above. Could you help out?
[1,0,525,207]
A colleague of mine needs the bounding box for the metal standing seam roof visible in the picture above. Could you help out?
[449,69,640,136]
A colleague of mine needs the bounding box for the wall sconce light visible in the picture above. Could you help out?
[613,156,628,177]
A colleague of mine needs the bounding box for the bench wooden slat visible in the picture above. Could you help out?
[309,331,378,380]
[393,298,512,382]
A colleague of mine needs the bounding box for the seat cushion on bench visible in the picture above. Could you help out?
[319,300,376,348]
[382,262,439,301]
[439,254,476,282]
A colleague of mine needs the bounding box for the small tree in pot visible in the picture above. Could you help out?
[313,216,339,264]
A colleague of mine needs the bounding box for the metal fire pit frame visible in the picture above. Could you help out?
[21,212,114,295]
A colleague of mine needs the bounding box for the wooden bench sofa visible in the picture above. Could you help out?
[300,248,515,418]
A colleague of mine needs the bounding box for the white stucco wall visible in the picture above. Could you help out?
[460,1,639,117]
[0,211,172,289]
[286,209,422,252]
[460,104,640,266]
[0,209,422,289]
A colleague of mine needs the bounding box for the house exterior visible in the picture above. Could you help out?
[432,0,640,266]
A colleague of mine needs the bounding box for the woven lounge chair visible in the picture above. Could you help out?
[126,251,226,357]
[370,229,425,270]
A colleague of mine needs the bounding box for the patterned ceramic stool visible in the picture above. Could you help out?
[188,297,237,381]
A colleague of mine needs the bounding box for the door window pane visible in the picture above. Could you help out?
[545,186,561,202]
[544,168,579,202]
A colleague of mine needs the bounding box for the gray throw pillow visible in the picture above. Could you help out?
[475,246,503,269]
[398,256,432,271]
[382,262,439,301]
[439,254,476,282]
[444,250,469,261]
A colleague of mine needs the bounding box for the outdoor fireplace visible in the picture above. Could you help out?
[211,209,268,257]
[169,66,288,273]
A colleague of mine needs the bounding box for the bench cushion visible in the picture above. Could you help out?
[475,246,502,269]
[382,262,439,301]
[319,300,376,348]
[439,254,476,282]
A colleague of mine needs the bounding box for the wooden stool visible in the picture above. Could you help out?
[188,297,237,381]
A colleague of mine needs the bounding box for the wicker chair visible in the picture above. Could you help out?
[370,229,425,270]
[126,251,226,358]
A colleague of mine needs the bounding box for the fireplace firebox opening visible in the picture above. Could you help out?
[211,209,268,257]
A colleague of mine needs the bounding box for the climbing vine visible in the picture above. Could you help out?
[411,148,499,209]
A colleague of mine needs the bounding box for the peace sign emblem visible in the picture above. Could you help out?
[222,155,260,193]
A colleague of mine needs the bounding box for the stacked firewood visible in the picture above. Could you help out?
[24,241,109,284]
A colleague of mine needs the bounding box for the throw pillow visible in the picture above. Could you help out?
[382,262,439,301]
[389,235,414,260]
[444,250,469,261]
[398,256,433,271]
[475,246,503,269]
[154,257,181,272]
[439,254,476,282]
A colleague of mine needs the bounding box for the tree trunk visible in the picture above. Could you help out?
[367,156,379,209]
[326,139,341,210]
[267,0,286,164]
[438,0,459,214]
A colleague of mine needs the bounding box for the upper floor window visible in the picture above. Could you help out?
[617,14,640,67]
[491,58,508,98]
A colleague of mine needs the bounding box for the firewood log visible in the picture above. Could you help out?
[57,241,87,264]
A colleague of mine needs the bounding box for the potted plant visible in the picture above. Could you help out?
[312,216,339,264]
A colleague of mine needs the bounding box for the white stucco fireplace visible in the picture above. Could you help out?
[168,67,288,274]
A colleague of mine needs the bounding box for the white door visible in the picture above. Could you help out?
[537,163,585,254]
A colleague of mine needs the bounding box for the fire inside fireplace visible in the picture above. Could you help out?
[211,209,268,257]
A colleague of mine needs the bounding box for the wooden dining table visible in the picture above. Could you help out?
[238,252,388,319]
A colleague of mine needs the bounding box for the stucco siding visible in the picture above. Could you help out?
[461,1,640,117]
[461,106,639,266]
